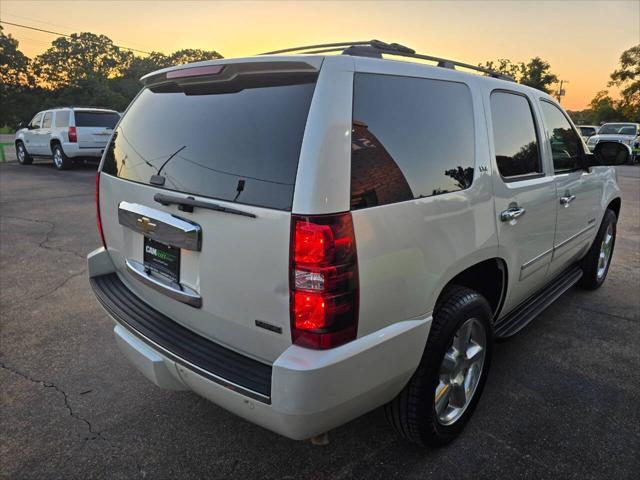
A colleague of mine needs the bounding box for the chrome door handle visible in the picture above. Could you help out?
[560,195,576,207]
[501,206,526,223]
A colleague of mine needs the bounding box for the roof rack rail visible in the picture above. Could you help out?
[259,40,515,82]
[47,106,115,110]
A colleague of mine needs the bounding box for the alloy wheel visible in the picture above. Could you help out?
[435,317,486,426]
[597,224,614,280]
[53,149,63,168]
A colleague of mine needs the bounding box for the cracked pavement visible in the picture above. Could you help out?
[1,162,639,479]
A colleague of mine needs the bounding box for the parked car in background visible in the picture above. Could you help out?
[586,122,639,164]
[87,41,623,447]
[577,125,599,142]
[15,107,120,170]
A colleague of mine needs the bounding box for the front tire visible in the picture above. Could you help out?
[579,209,617,290]
[385,286,493,447]
[16,142,33,165]
[52,144,72,170]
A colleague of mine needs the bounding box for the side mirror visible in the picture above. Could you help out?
[583,143,629,167]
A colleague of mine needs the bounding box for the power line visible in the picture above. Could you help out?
[1,12,155,51]
[0,20,153,55]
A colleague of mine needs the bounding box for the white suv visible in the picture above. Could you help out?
[15,107,120,170]
[87,41,623,446]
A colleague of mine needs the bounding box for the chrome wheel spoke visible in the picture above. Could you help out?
[466,343,483,363]
[434,382,451,415]
[439,351,457,377]
[454,321,473,352]
[449,382,467,408]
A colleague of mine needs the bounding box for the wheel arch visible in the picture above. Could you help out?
[434,257,508,321]
[50,138,62,154]
[607,197,621,219]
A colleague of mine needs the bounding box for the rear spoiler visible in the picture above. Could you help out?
[141,61,320,93]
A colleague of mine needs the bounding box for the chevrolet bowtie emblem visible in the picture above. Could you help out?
[137,216,157,234]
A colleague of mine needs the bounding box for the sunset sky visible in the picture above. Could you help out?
[1,0,638,110]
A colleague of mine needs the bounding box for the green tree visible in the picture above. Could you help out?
[33,32,133,89]
[608,44,640,121]
[0,25,31,88]
[0,25,38,127]
[167,48,222,65]
[519,57,558,94]
[481,56,558,93]
[481,58,523,80]
[589,90,623,124]
[2,30,225,127]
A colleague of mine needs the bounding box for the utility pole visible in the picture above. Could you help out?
[556,79,569,103]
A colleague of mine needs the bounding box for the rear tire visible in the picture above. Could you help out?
[16,142,33,165]
[579,209,617,290]
[385,286,493,447]
[52,144,72,170]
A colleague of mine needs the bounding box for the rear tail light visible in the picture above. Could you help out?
[68,126,77,143]
[290,213,359,349]
[96,172,106,248]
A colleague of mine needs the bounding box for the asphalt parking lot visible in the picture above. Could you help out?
[1,160,638,479]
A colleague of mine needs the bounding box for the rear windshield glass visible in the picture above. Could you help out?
[101,81,316,210]
[598,123,637,135]
[74,111,120,128]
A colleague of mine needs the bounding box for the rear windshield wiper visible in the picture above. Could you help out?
[154,193,256,218]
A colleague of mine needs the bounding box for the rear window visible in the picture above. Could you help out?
[579,127,596,137]
[101,82,316,210]
[350,73,475,210]
[74,111,120,128]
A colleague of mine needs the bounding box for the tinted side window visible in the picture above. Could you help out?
[55,111,70,127]
[350,74,475,210]
[539,101,581,172]
[42,112,52,128]
[490,92,541,178]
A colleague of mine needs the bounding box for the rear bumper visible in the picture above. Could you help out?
[62,143,104,158]
[88,248,431,440]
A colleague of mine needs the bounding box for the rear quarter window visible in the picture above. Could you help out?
[350,73,475,210]
[55,111,70,127]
